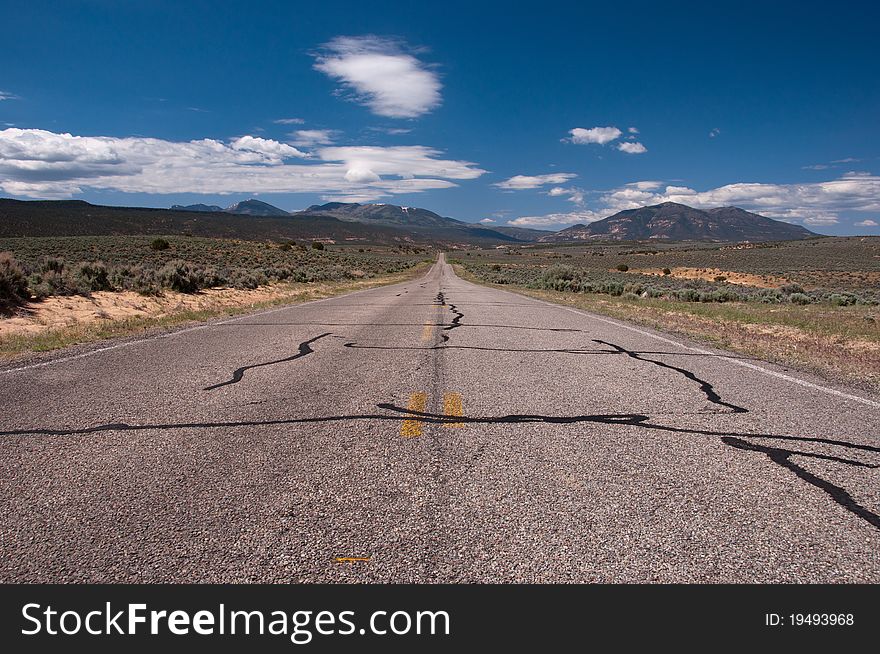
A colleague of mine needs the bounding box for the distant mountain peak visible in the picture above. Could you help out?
[171,203,224,213]
[224,199,290,216]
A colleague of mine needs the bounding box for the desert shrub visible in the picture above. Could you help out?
[675,288,701,302]
[540,264,578,283]
[789,292,812,305]
[780,283,805,295]
[228,269,265,289]
[311,241,325,250]
[696,288,738,303]
[151,238,170,251]
[622,292,640,300]
[34,257,77,295]
[616,264,629,272]
[756,289,784,303]
[491,264,501,271]
[714,275,727,283]
[0,252,29,305]
[828,293,857,307]
[662,268,671,275]
[158,260,203,293]
[75,262,112,292]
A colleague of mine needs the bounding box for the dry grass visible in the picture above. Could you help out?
[455,265,880,393]
[0,263,429,360]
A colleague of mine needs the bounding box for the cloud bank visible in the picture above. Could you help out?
[0,128,485,202]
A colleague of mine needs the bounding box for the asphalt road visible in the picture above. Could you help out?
[1,254,878,583]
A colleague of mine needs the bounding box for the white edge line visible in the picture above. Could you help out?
[0,277,416,376]
[462,273,880,410]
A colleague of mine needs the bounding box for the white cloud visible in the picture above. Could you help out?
[494,172,577,190]
[566,126,622,145]
[479,217,495,223]
[0,128,485,202]
[628,127,639,134]
[617,141,647,154]
[709,128,721,138]
[802,164,830,170]
[273,117,305,125]
[313,36,441,118]
[855,219,878,227]
[0,91,19,101]
[230,135,309,158]
[344,165,380,183]
[547,186,584,205]
[288,129,339,147]
[507,210,603,228]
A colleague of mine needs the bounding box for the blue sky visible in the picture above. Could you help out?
[1,0,878,235]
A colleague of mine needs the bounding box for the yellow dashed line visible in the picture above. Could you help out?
[400,392,428,437]
[421,321,434,342]
[443,392,464,428]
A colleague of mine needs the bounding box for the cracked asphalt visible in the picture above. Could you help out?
[1,254,878,583]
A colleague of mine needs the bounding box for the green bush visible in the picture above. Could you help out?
[662,267,671,275]
[616,264,629,272]
[151,238,170,251]
[789,292,812,305]
[312,241,325,251]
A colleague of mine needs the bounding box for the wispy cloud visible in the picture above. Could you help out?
[855,219,878,227]
[494,172,577,190]
[368,126,412,135]
[0,91,19,101]
[709,127,721,138]
[313,35,441,118]
[273,117,306,125]
[0,128,485,202]
[288,129,339,147]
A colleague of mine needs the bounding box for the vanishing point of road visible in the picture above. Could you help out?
[1,254,878,582]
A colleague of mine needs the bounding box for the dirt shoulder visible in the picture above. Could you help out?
[454,265,880,394]
[0,263,430,361]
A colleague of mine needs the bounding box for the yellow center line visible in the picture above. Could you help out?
[421,320,434,342]
[400,391,428,437]
[442,392,464,428]
[335,557,371,564]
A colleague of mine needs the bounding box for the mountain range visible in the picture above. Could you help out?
[0,198,817,244]
[540,202,816,242]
